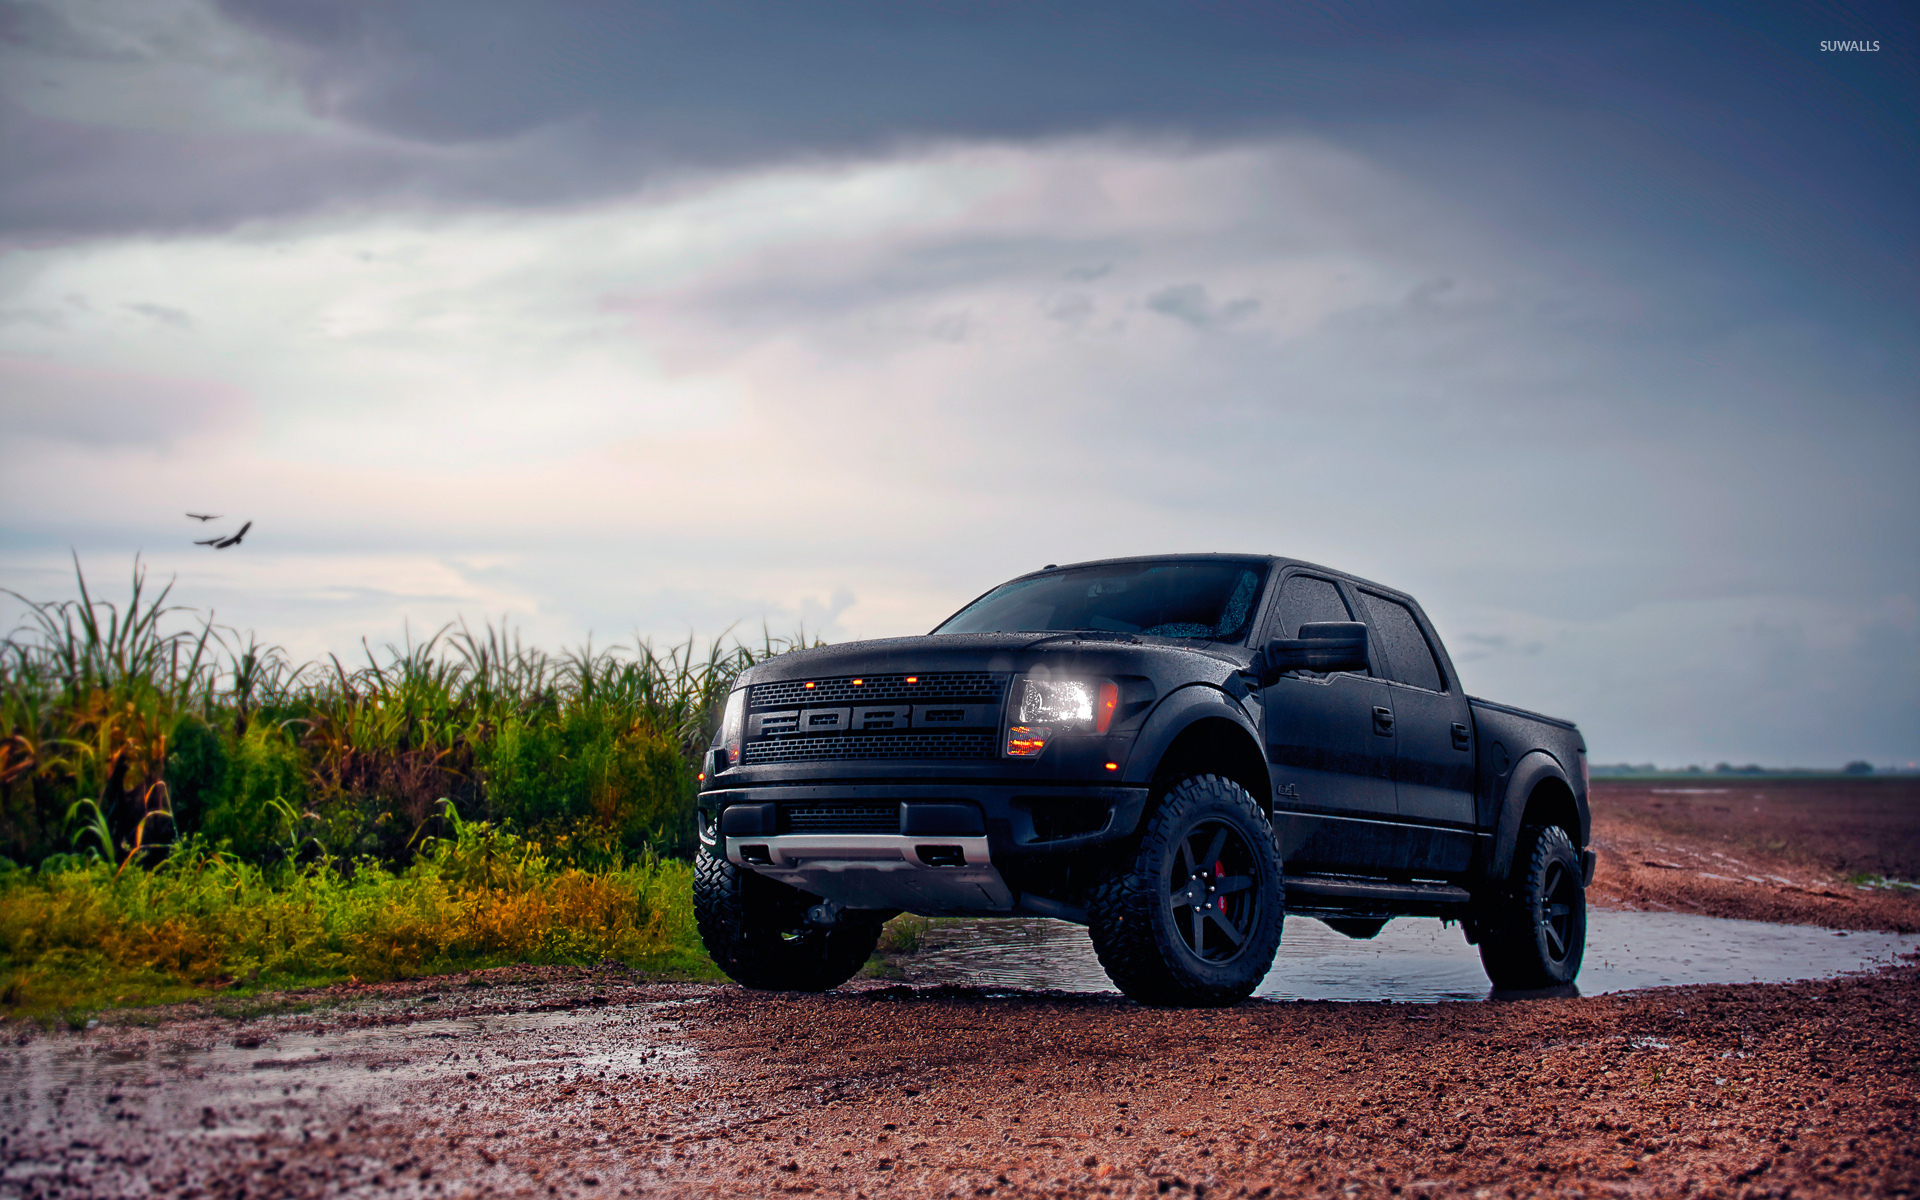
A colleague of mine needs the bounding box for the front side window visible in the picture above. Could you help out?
[936,560,1270,643]
[1274,574,1352,636]
[1273,573,1369,676]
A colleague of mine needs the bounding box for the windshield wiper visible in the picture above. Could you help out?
[1020,629,1142,649]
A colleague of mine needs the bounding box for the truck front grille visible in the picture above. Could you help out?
[783,804,898,834]
[750,672,1006,708]
[742,731,998,764]
[740,670,1006,764]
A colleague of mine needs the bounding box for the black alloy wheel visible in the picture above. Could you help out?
[1476,823,1587,991]
[1537,853,1579,964]
[1088,774,1285,1007]
[1166,819,1263,963]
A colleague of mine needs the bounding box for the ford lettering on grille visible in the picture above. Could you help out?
[742,673,1008,761]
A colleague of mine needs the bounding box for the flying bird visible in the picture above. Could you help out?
[185,512,221,521]
[194,520,252,549]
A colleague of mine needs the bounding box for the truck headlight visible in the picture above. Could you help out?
[714,688,745,769]
[1006,678,1119,756]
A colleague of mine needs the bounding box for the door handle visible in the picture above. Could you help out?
[1451,722,1471,750]
[1372,706,1394,735]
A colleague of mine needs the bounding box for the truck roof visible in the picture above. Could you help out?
[1006,553,1415,604]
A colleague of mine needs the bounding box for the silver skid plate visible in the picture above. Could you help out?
[726,834,1015,913]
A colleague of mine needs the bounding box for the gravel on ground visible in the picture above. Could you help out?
[4,958,1915,1200]
[5,777,1916,1199]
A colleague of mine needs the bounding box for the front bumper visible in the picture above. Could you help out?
[698,781,1149,853]
[697,781,1150,915]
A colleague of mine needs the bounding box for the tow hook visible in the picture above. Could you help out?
[806,899,844,927]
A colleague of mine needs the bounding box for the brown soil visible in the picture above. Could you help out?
[668,969,1915,1200]
[5,778,1916,1199]
[1588,778,1920,933]
[5,963,1915,1199]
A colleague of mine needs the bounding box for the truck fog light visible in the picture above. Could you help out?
[1006,725,1051,756]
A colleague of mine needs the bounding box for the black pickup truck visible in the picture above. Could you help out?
[694,555,1592,1007]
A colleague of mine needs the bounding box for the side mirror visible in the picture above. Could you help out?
[1257,621,1370,684]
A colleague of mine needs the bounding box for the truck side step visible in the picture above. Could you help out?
[1285,875,1472,915]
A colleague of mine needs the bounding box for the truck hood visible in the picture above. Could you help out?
[738,633,1250,686]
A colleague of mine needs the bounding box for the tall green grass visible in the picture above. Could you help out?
[0,558,814,1015]
[2,557,804,870]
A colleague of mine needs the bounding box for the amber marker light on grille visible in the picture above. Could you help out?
[804,681,816,689]
[905,676,918,683]
[1006,726,1050,756]
[852,679,863,685]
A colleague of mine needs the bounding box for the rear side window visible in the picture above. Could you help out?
[1360,593,1446,692]
[1275,574,1351,635]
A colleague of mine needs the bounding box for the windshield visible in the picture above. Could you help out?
[934,560,1270,642]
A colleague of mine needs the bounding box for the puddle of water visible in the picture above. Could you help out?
[895,911,1920,1002]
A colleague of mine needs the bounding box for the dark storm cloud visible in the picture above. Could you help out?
[4,0,1913,322]
[2,0,1914,763]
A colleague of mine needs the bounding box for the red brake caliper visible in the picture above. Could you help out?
[1214,859,1227,912]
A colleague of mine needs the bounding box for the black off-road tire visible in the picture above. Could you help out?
[1086,774,1285,1007]
[692,846,882,992]
[1477,824,1587,991]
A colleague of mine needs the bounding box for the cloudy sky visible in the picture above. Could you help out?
[1,0,1914,766]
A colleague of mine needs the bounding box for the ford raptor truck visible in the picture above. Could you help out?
[693,555,1592,1007]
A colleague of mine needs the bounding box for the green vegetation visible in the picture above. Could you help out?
[875,912,932,955]
[1843,871,1916,892]
[859,913,943,981]
[0,817,720,1020]
[0,558,803,1018]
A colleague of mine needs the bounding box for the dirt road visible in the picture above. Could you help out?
[4,778,1916,1199]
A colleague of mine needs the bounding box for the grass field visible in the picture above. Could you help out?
[0,812,726,1022]
[0,559,809,1020]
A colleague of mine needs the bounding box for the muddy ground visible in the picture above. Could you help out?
[4,778,1916,1199]
[1588,777,1920,933]
[5,964,1915,1200]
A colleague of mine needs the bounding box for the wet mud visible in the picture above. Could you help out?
[1587,778,1920,933]
[3,962,1916,1199]
[5,778,1916,1198]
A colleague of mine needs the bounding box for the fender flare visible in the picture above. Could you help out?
[1121,683,1270,798]
[1488,749,1573,880]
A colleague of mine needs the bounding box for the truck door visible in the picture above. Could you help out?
[1262,572,1401,872]
[1354,590,1478,874]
